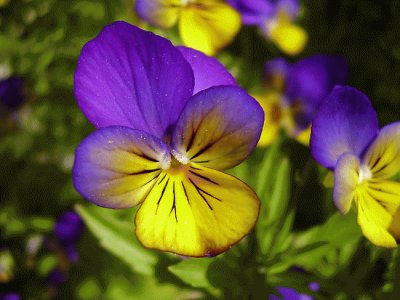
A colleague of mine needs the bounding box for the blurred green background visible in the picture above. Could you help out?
[1,0,400,299]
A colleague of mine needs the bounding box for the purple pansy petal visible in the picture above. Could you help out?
[177,46,237,95]
[310,86,379,169]
[1,293,21,300]
[73,126,170,209]
[172,86,264,170]
[54,211,84,245]
[74,21,194,139]
[286,55,348,109]
[270,287,313,300]
[0,77,24,109]
[227,0,274,25]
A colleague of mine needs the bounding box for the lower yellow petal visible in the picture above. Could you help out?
[135,164,260,256]
[356,188,398,248]
[179,2,241,55]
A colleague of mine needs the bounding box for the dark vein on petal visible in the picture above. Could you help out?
[181,181,190,206]
[128,168,160,176]
[156,178,170,215]
[169,182,178,222]
[188,178,213,210]
[189,170,219,185]
[139,172,162,187]
[158,173,167,185]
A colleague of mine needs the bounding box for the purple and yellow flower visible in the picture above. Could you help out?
[72,21,264,257]
[254,55,348,146]
[311,86,400,248]
[228,0,307,55]
[135,0,241,56]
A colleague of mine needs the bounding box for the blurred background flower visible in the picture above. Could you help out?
[228,0,308,55]
[135,0,241,55]
[254,54,348,146]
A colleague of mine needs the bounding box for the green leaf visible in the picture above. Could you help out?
[168,258,214,290]
[76,204,157,276]
[257,157,291,255]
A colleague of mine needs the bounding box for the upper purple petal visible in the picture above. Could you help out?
[310,86,379,169]
[177,46,237,95]
[74,21,194,139]
[263,57,290,90]
[285,54,348,109]
[276,0,300,19]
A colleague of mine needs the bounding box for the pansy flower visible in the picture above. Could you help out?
[254,55,347,146]
[135,0,241,56]
[269,286,313,300]
[72,21,264,257]
[311,86,400,248]
[228,0,307,55]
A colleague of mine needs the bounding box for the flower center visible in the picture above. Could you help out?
[358,165,372,184]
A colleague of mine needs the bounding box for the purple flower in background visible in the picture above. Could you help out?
[254,54,348,146]
[269,287,313,300]
[311,86,400,248]
[0,293,21,300]
[0,77,24,110]
[72,21,264,257]
[228,0,308,55]
[54,211,84,262]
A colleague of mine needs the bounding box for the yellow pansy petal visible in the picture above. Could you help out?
[135,164,260,257]
[253,92,282,147]
[363,122,400,179]
[294,126,311,146]
[333,153,360,214]
[368,180,400,240]
[179,1,241,55]
[356,189,397,248]
[268,13,308,56]
[135,0,180,28]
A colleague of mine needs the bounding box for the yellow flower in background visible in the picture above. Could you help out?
[135,0,241,55]
[228,0,307,55]
[253,55,348,147]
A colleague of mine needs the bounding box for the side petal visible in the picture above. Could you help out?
[310,86,379,169]
[73,126,170,209]
[286,54,348,108]
[135,0,179,28]
[333,153,360,214]
[135,164,260,257]
[362,122,400,179]
[177,46,237,95]
[179,2,241,55]
[74,21,194,138]
[171,86,264,170]
[356,188,397,248]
